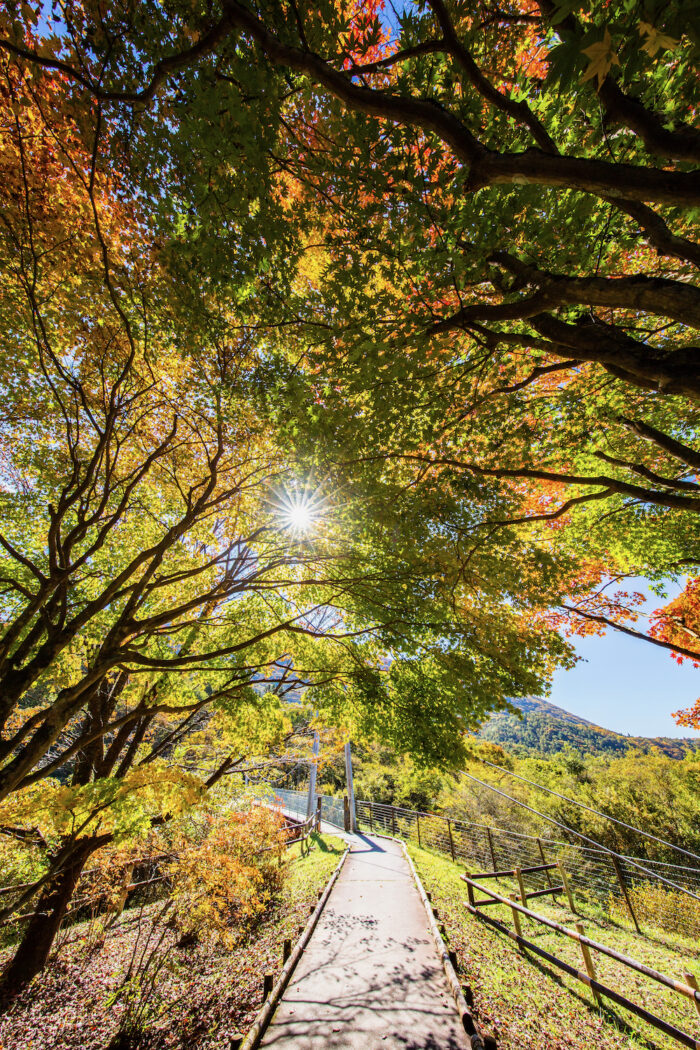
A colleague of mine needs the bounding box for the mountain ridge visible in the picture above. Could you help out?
[478,696,700,759]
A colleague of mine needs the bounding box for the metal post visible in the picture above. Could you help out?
[447,818,456,862]
[392,805,397,837]
[344,741,357,832]
[610,854,641,934]
[416,813,421,848]
[537,838,554,888]
[306,731,319,818]
[369,801,374,832]
[486,827,498,872]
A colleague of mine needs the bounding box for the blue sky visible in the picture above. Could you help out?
[549,580,700,739]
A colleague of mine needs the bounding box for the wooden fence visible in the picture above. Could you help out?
[463,871,700,1049]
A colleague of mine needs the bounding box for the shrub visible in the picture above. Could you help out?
[609,882,700,939]
[168,806,286,947]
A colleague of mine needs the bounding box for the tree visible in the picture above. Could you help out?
[0,14,574,996]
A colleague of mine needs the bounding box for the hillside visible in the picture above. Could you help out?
[478,696,700,759]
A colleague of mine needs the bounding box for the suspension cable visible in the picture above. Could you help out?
[477,757,700,866]
[460,769,700,902]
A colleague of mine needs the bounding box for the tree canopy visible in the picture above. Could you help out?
[0,0,698,997]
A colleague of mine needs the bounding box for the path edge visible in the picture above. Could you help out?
[400,839,488,1050]
[239,842,350,1050]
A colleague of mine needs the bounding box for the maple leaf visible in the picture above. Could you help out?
[581,30,620,89]
[638,21,679,57]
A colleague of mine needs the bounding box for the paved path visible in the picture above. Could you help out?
[260,834,471,1050]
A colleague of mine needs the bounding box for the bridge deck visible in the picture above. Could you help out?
[259,834,470,1049]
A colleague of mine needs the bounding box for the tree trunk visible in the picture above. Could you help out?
[0,838,97,1005]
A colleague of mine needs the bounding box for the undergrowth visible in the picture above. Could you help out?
[0,832,345,1050]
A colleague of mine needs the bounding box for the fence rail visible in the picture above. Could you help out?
[463,873,700,1049]
[263,787,346,830]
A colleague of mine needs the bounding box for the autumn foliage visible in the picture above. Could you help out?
[0,0,698,1004]
[168,807,287,948]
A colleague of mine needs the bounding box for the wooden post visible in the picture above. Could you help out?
[315,798,322,831]
[369,801,374,832]
[486,827,498,872]
[537,839,554,888]
[576,922,600,1002]
[392,805,397,837]
[343,794,350,832]
[283,938,292,962]
[610,854,641,934]
[684,970,700,1019]
[416,813,421,848]
[558,861,576,914]
[515,865,527,906]
[464,872,475,908]
[263,973,273,999]
[111,862,135,920]
[447,818,456,862]
[509,893,523,940]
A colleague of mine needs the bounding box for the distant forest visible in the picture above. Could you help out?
[478,697,700,760]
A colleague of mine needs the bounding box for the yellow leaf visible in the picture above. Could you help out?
[581,30,620,89]
[638,21,679,57]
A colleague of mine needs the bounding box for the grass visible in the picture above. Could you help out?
[0,832,346,1050]
[407,843,700,1050]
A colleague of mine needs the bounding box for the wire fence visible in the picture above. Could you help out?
[354,799,700,935]
[264,786,346,829]
[247,787,700,932]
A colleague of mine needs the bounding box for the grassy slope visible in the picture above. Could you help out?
[408,843,700,1050]
[0,832,346,1050]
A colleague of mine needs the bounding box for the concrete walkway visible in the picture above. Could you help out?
[260,834,471,1050]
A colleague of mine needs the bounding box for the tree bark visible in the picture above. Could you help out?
[0,838,99,1005]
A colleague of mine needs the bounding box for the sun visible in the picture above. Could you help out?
[274,486,325,536]
[283,498,315,533]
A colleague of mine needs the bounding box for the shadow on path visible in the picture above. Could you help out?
[259,835,470,1050]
